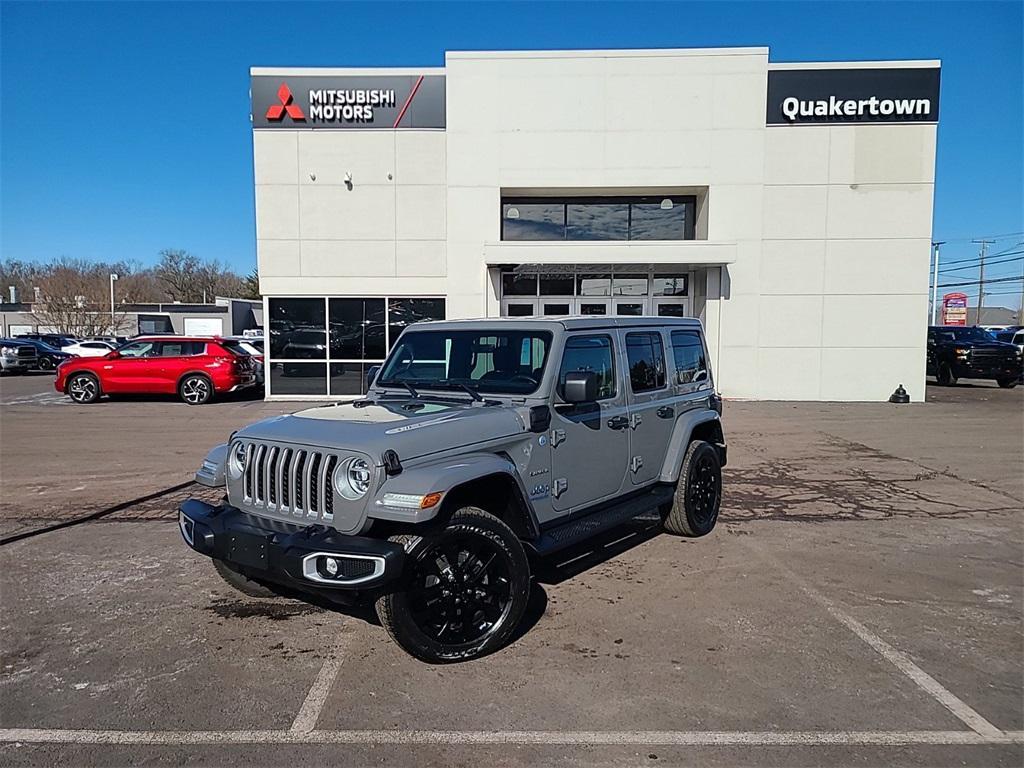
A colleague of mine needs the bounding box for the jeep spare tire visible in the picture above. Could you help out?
[664,439,722,537]
[375,507,531,663]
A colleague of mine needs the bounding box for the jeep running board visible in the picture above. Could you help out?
[529,485,675,557]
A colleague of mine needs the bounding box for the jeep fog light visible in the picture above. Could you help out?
[324,557,340,577]
[335,457,371,500]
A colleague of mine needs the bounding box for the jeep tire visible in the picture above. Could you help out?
[211,558,278,598]
[997,376,1018,389]
[376,507,531,663]
[664,439,722,537]
[936,363,957,386]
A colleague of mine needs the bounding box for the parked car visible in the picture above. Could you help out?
[16,332,77,349]
[55,336,259,405]
[84,335,130,346]
[927,325,1022,388]
[0,339,40,374]
[180,317,726,662]
[14,339,75,371]
[61,340,117,358]
[222,336,265,385]
[55,337,260,405]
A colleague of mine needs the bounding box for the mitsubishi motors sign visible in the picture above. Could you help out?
[251,74,445,129]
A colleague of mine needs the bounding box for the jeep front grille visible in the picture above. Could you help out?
[240,441,338,522]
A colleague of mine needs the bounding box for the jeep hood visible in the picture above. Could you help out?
[233,399,528,462]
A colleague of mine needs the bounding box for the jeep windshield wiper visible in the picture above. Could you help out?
[454,382,483,402]
[399,381,419,398]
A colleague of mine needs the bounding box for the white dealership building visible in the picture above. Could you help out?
[250,46,940,401]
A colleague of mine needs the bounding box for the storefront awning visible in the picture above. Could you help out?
[483,240,737,268]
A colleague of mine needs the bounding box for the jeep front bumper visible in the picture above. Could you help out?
[178,499,405,591]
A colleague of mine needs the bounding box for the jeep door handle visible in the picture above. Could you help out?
[607,415,629,430]
[657,405,675,419]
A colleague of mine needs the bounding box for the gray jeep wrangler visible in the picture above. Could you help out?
[180,317,725,663]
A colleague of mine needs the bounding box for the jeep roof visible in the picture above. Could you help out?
[407,316,704,332]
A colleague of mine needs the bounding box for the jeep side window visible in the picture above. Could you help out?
[625,331,666,393]
[558,334,616,400]
[670,330,708,388]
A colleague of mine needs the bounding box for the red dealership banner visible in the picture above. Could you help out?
[941,292,968,326]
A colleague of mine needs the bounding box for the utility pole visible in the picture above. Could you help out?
[972,239,995,324]
[930,241,945,325]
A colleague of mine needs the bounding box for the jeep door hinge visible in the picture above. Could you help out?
[552,478,568,498]
[630,456,644,473]
[629,413,642,430]
[550,428,566,447]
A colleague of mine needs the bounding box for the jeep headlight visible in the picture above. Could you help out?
[228,441,248,477]
[334,457,371,500]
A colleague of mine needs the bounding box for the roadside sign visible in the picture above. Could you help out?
[942,292,968,326]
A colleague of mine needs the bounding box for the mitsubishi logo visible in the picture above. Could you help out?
[265,83,305,121]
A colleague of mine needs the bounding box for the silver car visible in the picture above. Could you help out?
[180,317,726,662]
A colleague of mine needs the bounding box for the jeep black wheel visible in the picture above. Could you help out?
[38,357,55,371]
[996,376,1018,389]
[375,507,530,663]
[211,558,277,598]
[936,363,957,386]
[664,439,722,537]
[67,373,101,404]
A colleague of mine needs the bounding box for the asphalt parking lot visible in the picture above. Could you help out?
[1,372,1021,766]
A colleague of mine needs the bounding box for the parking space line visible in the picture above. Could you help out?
[746,544,1004,738]
[1,728,1021,746]
[289,632,352,733]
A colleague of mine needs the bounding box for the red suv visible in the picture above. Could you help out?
[55,336,258,405]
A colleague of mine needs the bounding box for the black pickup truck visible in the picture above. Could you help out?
[927,326,1022,388]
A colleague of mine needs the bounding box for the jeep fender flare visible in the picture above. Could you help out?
[369,452,539,538]
[659,409,725,483]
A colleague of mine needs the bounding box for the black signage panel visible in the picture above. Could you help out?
[251,74,445,129]
[767,67,940,125]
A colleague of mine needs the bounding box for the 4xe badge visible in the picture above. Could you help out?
[265,83,305,122]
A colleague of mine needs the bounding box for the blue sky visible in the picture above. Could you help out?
[1,1,1021,306]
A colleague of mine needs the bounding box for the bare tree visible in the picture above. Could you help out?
[27,258,131,336]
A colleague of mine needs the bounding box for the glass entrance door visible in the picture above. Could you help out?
[651,297,690,317]
[501,299,537,316]
[612,298,645,316]
[574,298,610,316]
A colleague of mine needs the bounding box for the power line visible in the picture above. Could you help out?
[931,231,1024,244]
[937,274,1023,289]
[939,253,1024,274]
[934,244,1024,268]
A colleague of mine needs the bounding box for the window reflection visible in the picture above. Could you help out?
[501,202,564,240]
[567,202,628,240]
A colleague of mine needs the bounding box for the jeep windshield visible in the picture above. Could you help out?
[377,329,552,395]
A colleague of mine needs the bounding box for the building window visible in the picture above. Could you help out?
[567,201,628,240]
[625,332,667,393]
[388,298,446,348]
[501,201,564,240]
[267,296,445,397]
[652,274,688,296]
[501,196,696,241]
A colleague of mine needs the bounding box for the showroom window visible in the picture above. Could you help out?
[267,297,445,397]
[502,196,696,241]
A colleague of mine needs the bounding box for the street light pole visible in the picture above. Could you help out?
[930,241,944,325]
[109,273,119,331]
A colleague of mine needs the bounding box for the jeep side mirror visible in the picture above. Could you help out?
[563,370,599,403]
[366,365,381,389]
